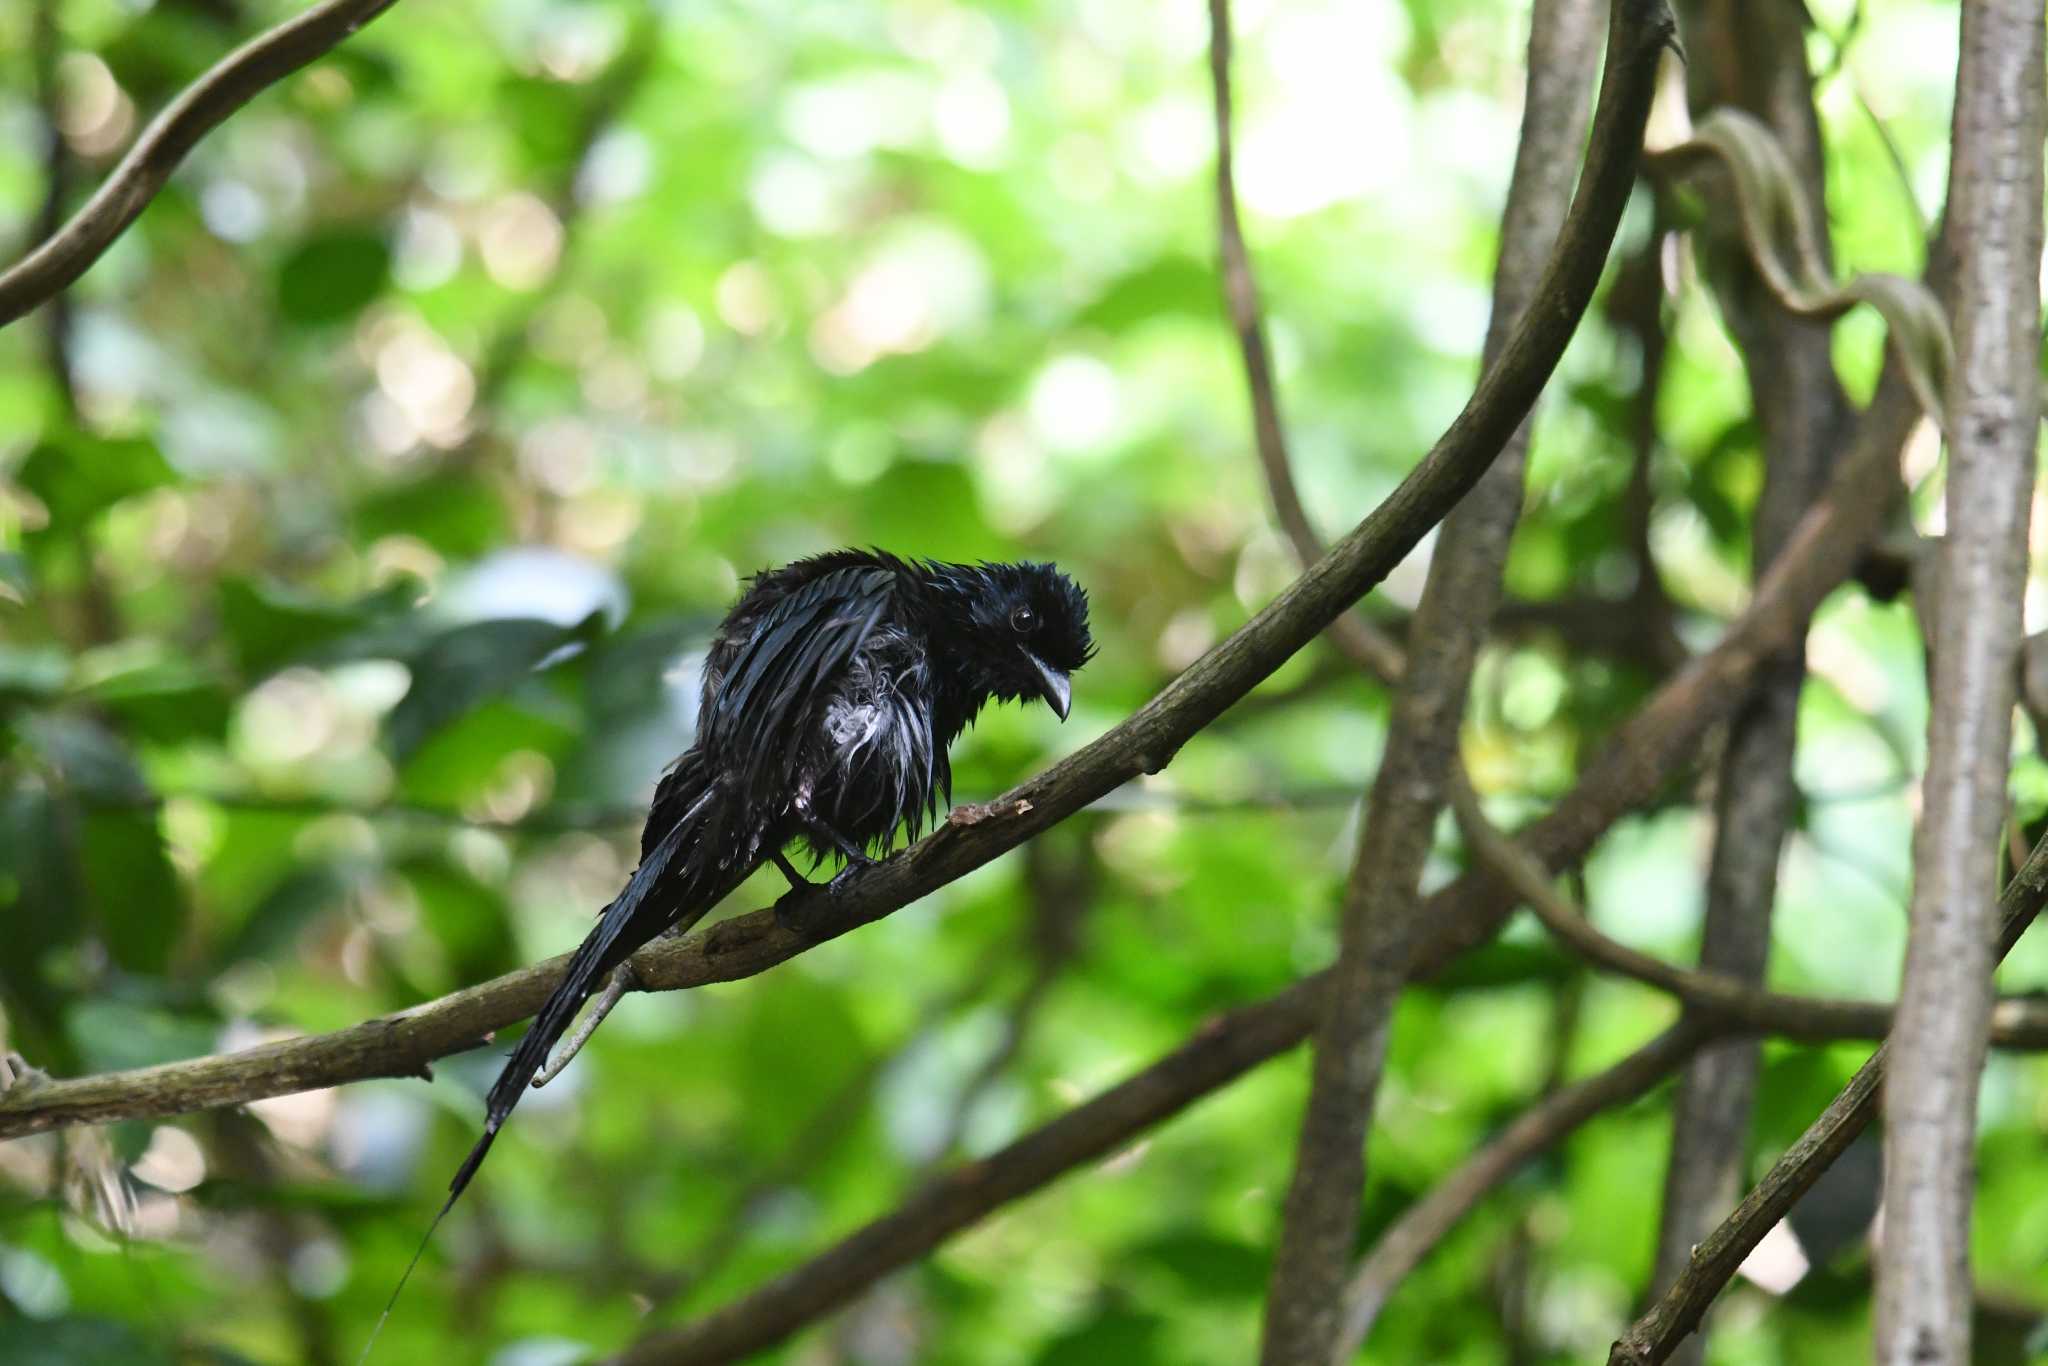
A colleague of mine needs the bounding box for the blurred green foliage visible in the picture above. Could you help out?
[1,0,2039,1363]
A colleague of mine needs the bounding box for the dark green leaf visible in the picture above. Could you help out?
[80,807,186,975]
[67,999,218,1074]
[218,576,422,678]
[0,1317,175,1366]
[386,612,605,760]
[1031,1309,1164,1366]
[1128,1230,1269,1298]
[276,228,392,325]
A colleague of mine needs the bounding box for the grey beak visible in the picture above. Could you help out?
[1023,650,1072,721]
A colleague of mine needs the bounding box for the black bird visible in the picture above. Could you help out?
[451,549,1093,1207]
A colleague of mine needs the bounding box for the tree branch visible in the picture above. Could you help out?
[0,332,1929,1146]
[0,0,1669,1145]
[610,978,1327,1366]
[1412,356,1924,976]
[0,0,403,328]
[1333,1019,1715,1359]
[1610,830,2048,1366]
[1258,0,1609,1353]
[1206,0,1405,685]
[1875,2,2044,1359]
[1649,17,1848,1349]
[1445,771,2048,1048]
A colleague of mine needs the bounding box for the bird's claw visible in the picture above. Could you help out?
[774,886,833,938]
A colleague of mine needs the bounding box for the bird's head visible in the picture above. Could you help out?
[926,559,1095,721]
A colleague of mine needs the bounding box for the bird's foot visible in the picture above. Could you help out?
[775,851,886,938]
[774,885,834,939]
[826,857,874,893]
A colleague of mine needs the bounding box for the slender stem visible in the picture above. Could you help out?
[1874,2,2044,1359]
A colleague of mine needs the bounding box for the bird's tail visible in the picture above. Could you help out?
[449,752,737,1207]
[361,754,748,1364]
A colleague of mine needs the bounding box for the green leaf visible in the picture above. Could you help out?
[220,862,363,965]
[386,612,606,760]
[0,550,30,602]
[1128,1231,1269,1298]
[399,857,517,982]
[15,712,151,802]
[67,999,218,1074]
[0,644,70,702]
[0,1317,175,1366]
[1031,1309,1165,1366]
[276,228,391,325]
[1075,255,1219,331]
[218,576,422,678]
[15,433,176,544]
[80,659,232,745]
[354,471,510,557]
[80,807,187,975]
[0,782,85,1058]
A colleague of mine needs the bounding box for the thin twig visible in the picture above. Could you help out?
[1333,1019,1715,1358]
[1445,771,2048,1047]
[0,0,404,326]
[1205,0,1406,685]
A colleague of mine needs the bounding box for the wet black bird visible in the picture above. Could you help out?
[450,548,1094,1206]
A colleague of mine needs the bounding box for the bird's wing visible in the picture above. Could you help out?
[700,563,899,802]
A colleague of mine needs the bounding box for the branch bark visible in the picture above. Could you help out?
[610,978,1326,1366]
[1257,0,1609,1355]
[1650,14,1847,1351]
[1445,770,2048,1047]
[1334,1020,1715,1357]
[0,0,403,328]
[0,342,1927,1147]
[1875,2,2044,1360]
[618,836,2048,1366]
[1611,832,2048,1366]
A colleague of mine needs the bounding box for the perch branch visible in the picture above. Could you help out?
[0,0,1668,1143]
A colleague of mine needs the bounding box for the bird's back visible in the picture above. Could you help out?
[689,550,943,859]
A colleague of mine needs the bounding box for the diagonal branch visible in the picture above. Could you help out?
[614,825,2048,1366]
[0,0,1672,1145]
[1333,1019,1716,1358]
[1445,772,2048,1047]
[1611,829,2048,1366]
[1256,0,1610,1353]
[0,0,403,328]
[610,978,1327,1366]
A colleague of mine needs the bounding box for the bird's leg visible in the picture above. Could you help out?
[531,961,643,1090]
[791,795,880,880]
[770,848,815,890]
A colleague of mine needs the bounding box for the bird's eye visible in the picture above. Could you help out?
[1010,606,1036,633]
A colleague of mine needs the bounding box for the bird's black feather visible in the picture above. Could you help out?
[433,548,1094,1231]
